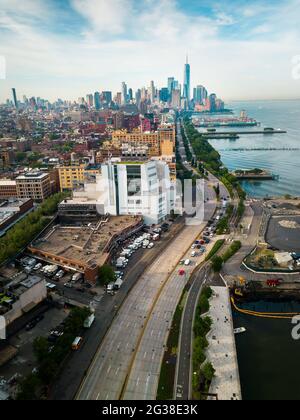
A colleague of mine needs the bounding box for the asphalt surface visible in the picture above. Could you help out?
[175,264,210,400]
[76,211,214,401]
[49,219,185,400]
[266,215,300,253]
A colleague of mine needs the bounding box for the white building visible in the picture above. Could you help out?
[60,160,175,225]
[102,160,175,225]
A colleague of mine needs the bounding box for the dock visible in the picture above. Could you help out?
[206,286,242,400]
[233,170,279,181]
[202,130,287,139]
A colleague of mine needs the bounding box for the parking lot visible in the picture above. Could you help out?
[266,215,300,253]
[0,306,69,397]
[107,222,173,294]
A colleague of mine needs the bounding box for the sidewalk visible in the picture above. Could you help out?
[206,286,242,401]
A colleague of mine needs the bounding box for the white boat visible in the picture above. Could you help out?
[234,327,246,335]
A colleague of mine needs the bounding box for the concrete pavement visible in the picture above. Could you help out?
[206,286,242,401]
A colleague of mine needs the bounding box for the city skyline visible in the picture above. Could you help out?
[0,0,300,102]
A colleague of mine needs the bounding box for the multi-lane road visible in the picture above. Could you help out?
[76,182,217,400]
[76,121,220,401]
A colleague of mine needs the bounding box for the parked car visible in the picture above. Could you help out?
[33,263,43,271]
[55,270,65,280]
[26,321,37,331]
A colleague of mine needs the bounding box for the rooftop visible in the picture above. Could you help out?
[31,216,140,268]
[16,172,49,181]
[0,180,16,186]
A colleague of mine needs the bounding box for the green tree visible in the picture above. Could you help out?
[16,374,40,400]
[16,151,27,162]
[201,362,215,382]
[211,256,223,272]
[33,337,50,364]
[98,264,115,286]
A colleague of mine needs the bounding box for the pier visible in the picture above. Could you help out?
[206,286,242,400]
[233,169,279,180]
[202,129,287,139]
[219,147,300,152]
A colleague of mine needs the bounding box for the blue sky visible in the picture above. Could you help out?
[0,0,300,102]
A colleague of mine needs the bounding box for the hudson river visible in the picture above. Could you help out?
[207,100,300,198]
[204,100,300,399]
[233,300,300,400]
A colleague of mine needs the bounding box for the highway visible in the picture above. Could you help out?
[50,219,186,400]
[76,182,216,400]
[76,120,219,401]
[175,263,210,400]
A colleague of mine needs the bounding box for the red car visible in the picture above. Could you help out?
[267,279,281,287]
[179,269,185,276]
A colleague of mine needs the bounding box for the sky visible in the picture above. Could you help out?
[0,0,300,103]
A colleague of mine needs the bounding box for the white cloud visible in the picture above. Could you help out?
[0,0,300,101]
[71,0,132,35]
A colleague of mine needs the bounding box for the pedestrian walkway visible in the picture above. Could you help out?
[206,286,242,401]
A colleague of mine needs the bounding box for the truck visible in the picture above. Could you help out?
[84,314,95,329]
[72,272,83,283]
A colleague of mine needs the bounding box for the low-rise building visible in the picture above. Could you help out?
[29,216,143,284]
[0,276,47,327]
[16,172,51,202]
[0,198,34,236]
[0,180,17,199]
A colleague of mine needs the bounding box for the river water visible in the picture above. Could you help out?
[196,101,300,399]
[200,100,300,198]
[232,300,300,400]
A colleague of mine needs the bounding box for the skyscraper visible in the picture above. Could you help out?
[193,85,208,104]
[94,92,101,110]
[86,94,94,107]
[159,88,169,103]
[102,91,112,104]
[12,88,18,109]
[122,82,128,105]
[167,77,175,97]
[149,81,156,103]
[183,57,191,101]
[171,89,181,109]
[183,56,191,101]
[135,89,141,107]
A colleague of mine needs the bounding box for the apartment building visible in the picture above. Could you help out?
[58,164,101,191]
[16,172,51,202]
[0,180,17,199]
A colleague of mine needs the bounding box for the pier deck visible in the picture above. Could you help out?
[206,286,242,401]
